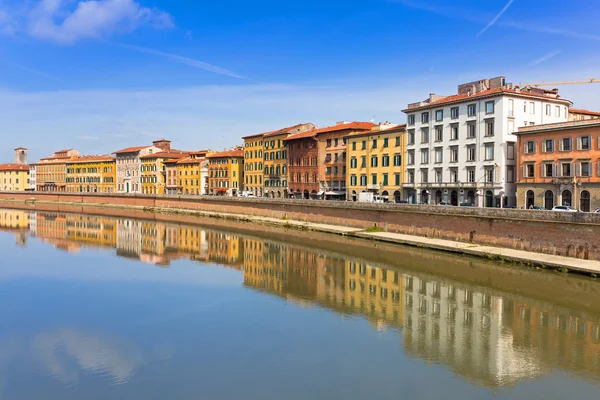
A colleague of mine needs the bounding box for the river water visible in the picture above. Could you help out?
[0,207,599,399]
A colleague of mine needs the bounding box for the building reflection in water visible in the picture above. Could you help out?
[1,208,600,388]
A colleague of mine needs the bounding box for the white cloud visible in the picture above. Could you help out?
[476,0,515,37]
[27,0,174,44]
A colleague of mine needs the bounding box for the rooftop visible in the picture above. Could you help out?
[314,121,375,135]
[113,146,150,154]
[207,149,244,158]
[67,155,115,163]
[176,156,208,165]
[243,123,315,139]
[0,163,30,172]
[139,150,188,159]
[348,123,407,138]
[516,119,600,134]
[569,108,600,117]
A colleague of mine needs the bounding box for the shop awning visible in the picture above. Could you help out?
[325,191,345,196]
[317,191,325,196]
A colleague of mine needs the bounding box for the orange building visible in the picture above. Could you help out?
[33,149,80,192]
[315,122,375,200]
[207,148,244,196]
[569,108,600,121]
[516,119,600,211]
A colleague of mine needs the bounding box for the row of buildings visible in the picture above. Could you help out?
[1,209,599,387]
[1,76,599,210]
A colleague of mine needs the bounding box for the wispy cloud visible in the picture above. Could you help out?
[113,42,245,79]
[3,60,60,81]
[529,49,562,66]
[476,0,516,37]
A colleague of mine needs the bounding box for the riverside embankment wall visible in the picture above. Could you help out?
[1,191,599,260]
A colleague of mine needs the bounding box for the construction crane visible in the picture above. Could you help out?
[521,78,600,87]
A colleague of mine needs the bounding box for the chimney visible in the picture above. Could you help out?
[152,139,171,151]
[14,148,27,165]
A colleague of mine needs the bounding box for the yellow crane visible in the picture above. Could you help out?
[521,78,599,87]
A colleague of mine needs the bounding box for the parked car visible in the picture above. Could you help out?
[503,205,517,209]
[552,205,577,212]
[439,201,452,206]
[596,209,600,213]
[530,205,545,211]
[459,202,474,207]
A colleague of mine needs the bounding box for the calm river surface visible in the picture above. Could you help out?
[0,207,599,399]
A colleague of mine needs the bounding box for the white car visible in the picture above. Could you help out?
[552,205,577,212]
[595,209,600,213]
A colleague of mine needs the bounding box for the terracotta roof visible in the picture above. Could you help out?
[31,156,72,165]
[314,122,375,135]
[569,108,600,117]
[55,149,73,153]
[243,123,314,139]
[113,146,150,154]
[516,119,600,134]
[176,156,207,165]
[402,88,572,113]
[67,155,115,164]
[207,149,244,158]
[348,124,407,138]
[283,129,318,141]
[0,163,29,172]
[14,147,27,150]
[139,150,188,159]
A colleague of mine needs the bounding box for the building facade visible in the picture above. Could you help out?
[242,133,264,196]
[516,120,600,211]
[316,122,375,200]
[114,139,169,194]
[569,108,600,121]
[140,150,188,195]
[285,129,319,199]
[65,155,116,193]
[33,149,80,192]
[175,151,211,195]
[0,163,30,191]
[347,124,406,202]
[207,149,244,196]
[402,76,572,207]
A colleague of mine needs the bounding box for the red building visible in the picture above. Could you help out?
[285,128,319,199]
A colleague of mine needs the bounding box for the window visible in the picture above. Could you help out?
[407,151,415,165]
[525,141,536,154]
[451,125,459,140]
[485,101,494,114]
[326,139,332,147]
[466,145,476,162]
[407,170,414,184]
[484,143,494,160]
[451,107,459,119]
[334,138,339,147]
[421,112,429,123]
[467,104,476,116]
[421,149,429,164]
[421,128,429,143]
[435,169,442,183]
[395,173,400,186]
[382,155,390,167]
[360,175,367,185]
[467,168,475,183]
[580,162,591,177]
[506,166,515,183]
[435,126,443,142]
[350,175,357,186]
[421,169,428,183]
[560,137,572,151]
[407,130,415,145]
[350,158,357,168]
[485,167,494,183]
[542,139,555,153]
[372,139,378,149]
[508,119,515,135]
[371,156,378,168]
[507,143,515,160]
[450,168,458,183]
[546,104,551,116]
[485,119,494,136]
[371,174,377,185]
[579,136,591,150]
[555,105,560,117]
[561,163,572,177]
[408,115,415,125]
[361,156,366,168]
[352,141,356,151]
[395,136,400,147]
[393,154,402,166]
[467,122,476,138]
[435,110,443,121]
[543,163,554,177]
[508,99,514,117]
[435,148,443,163]
[383,138,388,148]
[524,101,527,113]
[382,174,388,185]
[529,102,535,114]
[450,146,459,163]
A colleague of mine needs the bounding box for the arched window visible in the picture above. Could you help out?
[544,190,554,210]
[562,190,572,207]
[580,190,591,212]
[526,190,535,209]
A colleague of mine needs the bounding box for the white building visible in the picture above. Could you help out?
[402,77,572,207]
[29,165,36,191]
[113,139,170,193]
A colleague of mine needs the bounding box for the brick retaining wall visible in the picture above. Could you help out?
[1,191,599,260]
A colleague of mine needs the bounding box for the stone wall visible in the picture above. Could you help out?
[1,191,599,260]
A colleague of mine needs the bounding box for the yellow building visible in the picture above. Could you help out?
[347,124,406,203]
[66,155,116,193]
[65,214,117,248]
[0,209,30,229]
[140,150,189,195]
[242,133,264,196]
[0,163,30,191]
[207,148,244,196]
[263,130,290,198]
[33,149,80,192]
[174,151,211,195]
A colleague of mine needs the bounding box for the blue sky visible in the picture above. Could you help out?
[1,0,599,161]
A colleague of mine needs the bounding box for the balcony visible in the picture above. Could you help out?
[366,183,380,190]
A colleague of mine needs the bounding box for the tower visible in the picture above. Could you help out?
[14,147,27,164]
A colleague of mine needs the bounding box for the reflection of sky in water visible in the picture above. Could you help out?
[1,224,600,399]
